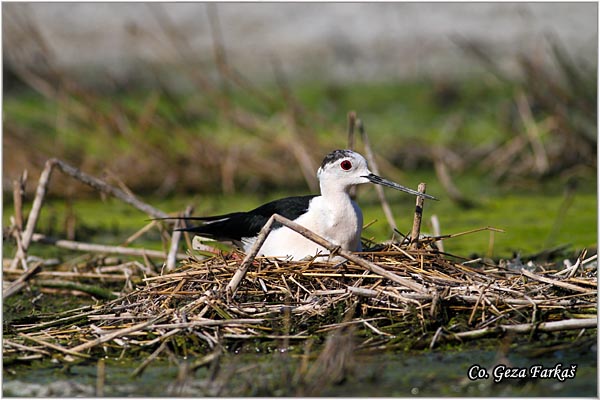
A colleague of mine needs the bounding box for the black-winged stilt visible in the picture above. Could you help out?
[178,149,437,260]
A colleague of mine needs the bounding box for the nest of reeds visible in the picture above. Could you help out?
[5,237,597,366]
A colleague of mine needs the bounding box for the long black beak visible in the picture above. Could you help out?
[364,173,438,200]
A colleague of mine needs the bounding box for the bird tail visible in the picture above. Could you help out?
[153,212,245,239]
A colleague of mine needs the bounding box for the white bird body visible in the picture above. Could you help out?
[249,193,363,260]
[177,150,436,261]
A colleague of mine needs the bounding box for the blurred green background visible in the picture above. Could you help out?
[3,3,597,260]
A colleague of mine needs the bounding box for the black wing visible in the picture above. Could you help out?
[176,195,316,241]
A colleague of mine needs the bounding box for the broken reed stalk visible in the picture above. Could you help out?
[521,268,595,294]
[565,249,587,279]
[3,270,138,282]
[452,317,597,341]
[3,262,43,299]
[30,233,187,260]
[357,119,397,232]
[431,226,505,242]
[121,220,158,247]
[131,340,169,378]
[9,160,54,270]
[226,213,429,298]
[409,183,427,250]
[12,171,27,231]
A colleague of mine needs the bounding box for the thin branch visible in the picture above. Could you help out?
[51,158,169,219]
[31,233,187,260]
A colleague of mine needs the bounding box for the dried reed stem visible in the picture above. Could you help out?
[36,279,118,300]
[12,171,27,231]
[3,262,43,299]
[96,359,105,396]
[453,317,597,341]
[69,314,168,354]
[31,233,187,260]
[409,183,427,250]
[19,332,91,359]
[131,340,169,378]
[121,220,158,246]
[347,111,357,151]
[521,268,595,294]
[10,160,55,270]
[357,119,397,232]
[51,159,169,219]
[347,111,357,199]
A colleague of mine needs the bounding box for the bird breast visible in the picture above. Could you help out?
[300,195,363,251]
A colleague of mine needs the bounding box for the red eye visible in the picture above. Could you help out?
[340,160,352,170]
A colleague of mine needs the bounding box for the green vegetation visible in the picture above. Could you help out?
[3,184,595,261]
[4,66,597,260]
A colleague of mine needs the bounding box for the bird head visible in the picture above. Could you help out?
[317,149,437,200]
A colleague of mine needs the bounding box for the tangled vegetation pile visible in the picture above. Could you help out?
[4,240,597,367]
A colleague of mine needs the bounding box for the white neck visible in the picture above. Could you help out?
[319,178,352,199]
